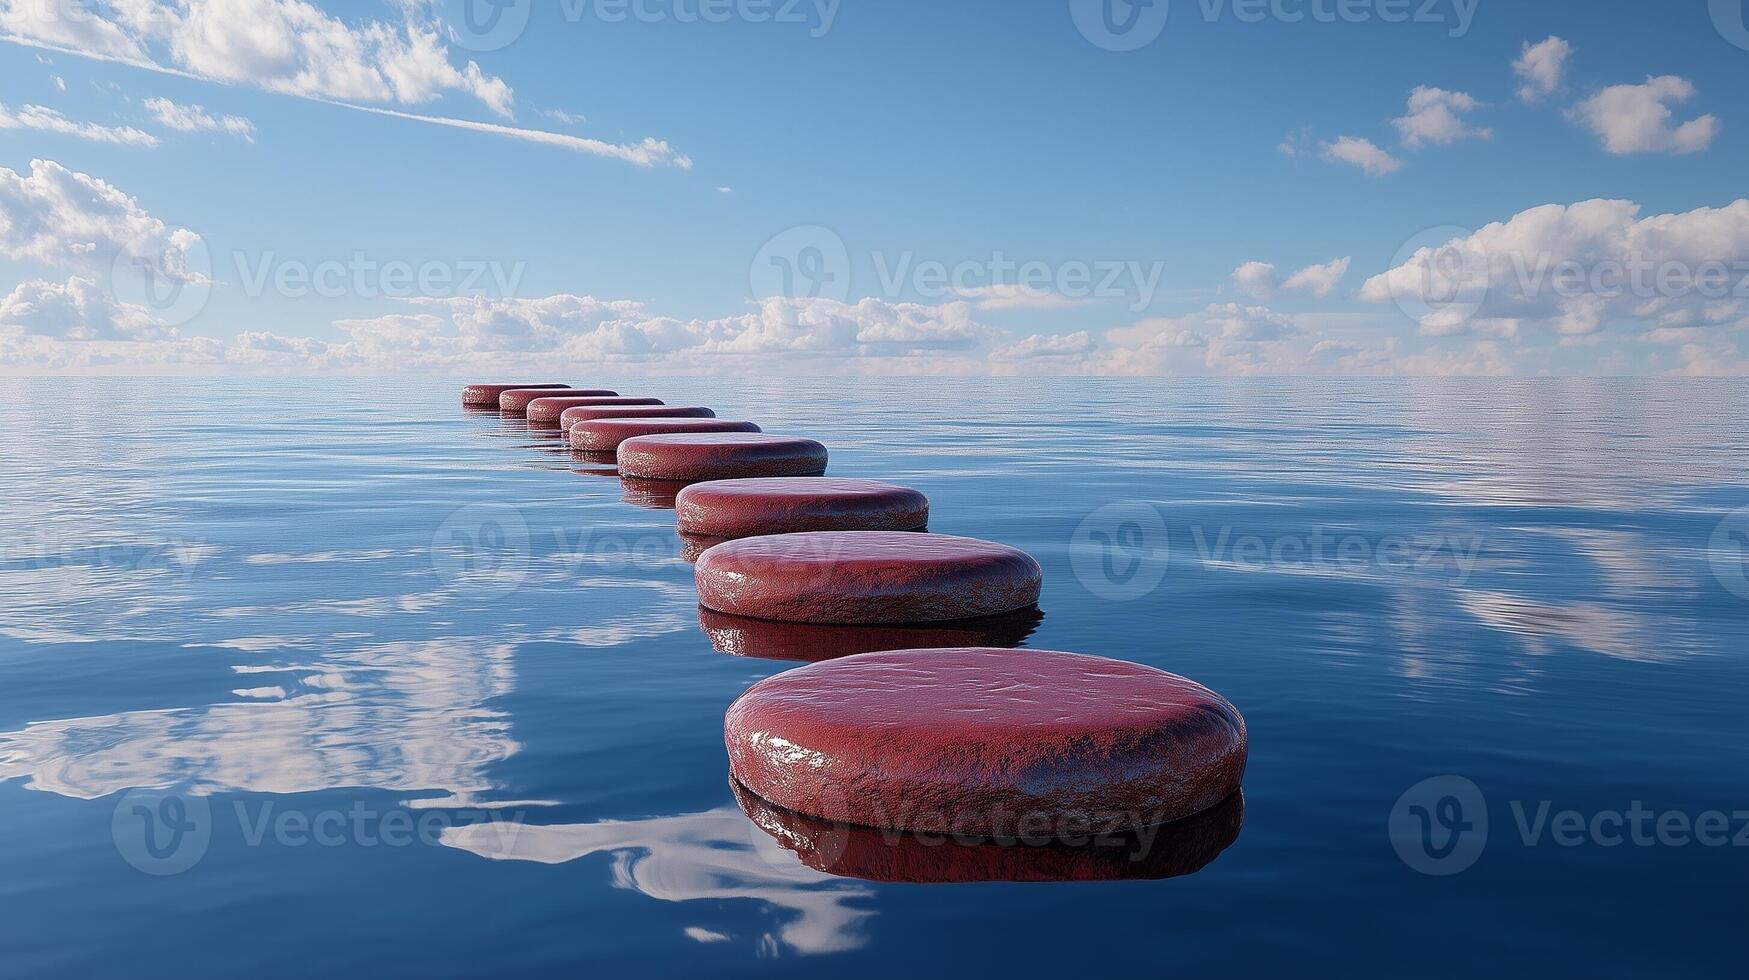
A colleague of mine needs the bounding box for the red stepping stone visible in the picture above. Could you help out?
[570,418,761,453]
[560,405,717,434]
[726,647,1248,836]
[696,605,1042,662]
[733,779,1242,883]
[462,383,572,407]
[676,478,927,540]
[499,387,616,414]
[695,531,1039,623]
[526,396,663,426]
[617,433,828,483]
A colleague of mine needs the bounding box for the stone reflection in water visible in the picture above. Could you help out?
[733,781,1244,884]
[442,806,875,955]
[621,477,689,510]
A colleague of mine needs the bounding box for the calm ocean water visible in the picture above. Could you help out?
[1,377,1746,977]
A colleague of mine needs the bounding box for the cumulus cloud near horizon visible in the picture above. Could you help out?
[1360,198,1749,358]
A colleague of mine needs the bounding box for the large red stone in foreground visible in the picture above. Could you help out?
[526,396,663,426]
[676,478,928,540]
[570,417,762,453]
[618,433,828,483]
[726,647,1248,836]
[560,405,717,434]
[695,531,1039,623]
[499,386,616,414]
[733,779,1242,883]
[462,383,572,406]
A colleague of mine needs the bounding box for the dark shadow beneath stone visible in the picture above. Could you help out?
[697,605,1044,662]
[732,779,1243,884]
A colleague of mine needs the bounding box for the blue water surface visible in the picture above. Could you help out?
[1,378,1746,978]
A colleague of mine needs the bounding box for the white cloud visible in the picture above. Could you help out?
[953,284,1090,311]
[1231,261,1278,297]
[0,275,170,340]
[1360,198,1749,340]
[1320,136,1403,176]
[223,294,993,372]
[0,1,688,168]
[1513,36,1571,103]
[50,73,64,90]
[143,96,255,140]
[0,102,158,146]
[991,330,1095,360]
[1393,86,1491,148]
[0,0,512,116]
[1281,256,1351,298]
[0,158,203,281]
[1569,76,1719,155]
[1233,257,1350,298]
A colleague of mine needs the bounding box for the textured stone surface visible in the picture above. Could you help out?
[499,386,615,413]
[526,396,663,426]
[696,605,1043,662]
[560,405,716,435]
[462,383,575,406]
[676,478,928,539]
[618,433,828,482]
[733,779,1243,883]
[725,647,1248,835]
[695,531,1040,623]
[571,418,761,452]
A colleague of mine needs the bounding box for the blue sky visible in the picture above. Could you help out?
[2,0,1747,375]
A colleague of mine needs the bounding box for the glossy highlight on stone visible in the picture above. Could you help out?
[676,478,928,540]
[570,418,762,453]
[526,396,663,426]
[617,433,828,483]
[499,386,616,414]
[694,531,1040,623]
[725,647,1248,836]
[462,383,573,406]
[733,779,1243,883]
[696,605,1043,662]
[560,405,717,435]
